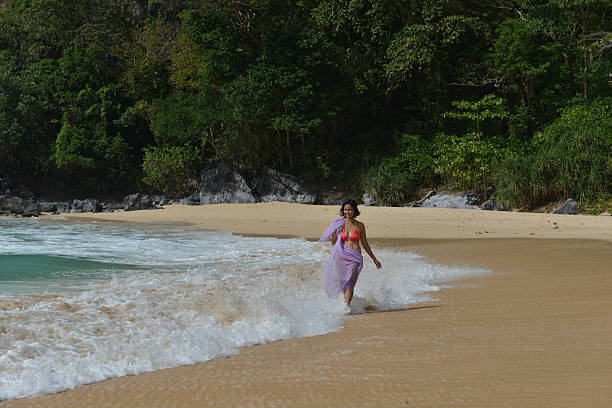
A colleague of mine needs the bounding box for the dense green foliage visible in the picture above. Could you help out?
[142,144,200,196]
[0,0,610,208]
[495,98,612,208]
[361,134,436,206]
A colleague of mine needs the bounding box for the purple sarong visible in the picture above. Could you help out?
[319,218,364,298]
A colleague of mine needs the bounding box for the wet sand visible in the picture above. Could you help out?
[3,204,612,407]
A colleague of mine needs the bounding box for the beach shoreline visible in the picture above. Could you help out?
[2,204,611,407]
[52,202,612,242]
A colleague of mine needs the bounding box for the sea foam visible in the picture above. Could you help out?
[0,218,485,400]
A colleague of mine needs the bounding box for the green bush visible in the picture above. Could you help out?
[495,98,612,208]
[432,132,515,192]
[580,192,612,215]
[142,145,201,196]
[361,134,435,206]
[53,121,96,168]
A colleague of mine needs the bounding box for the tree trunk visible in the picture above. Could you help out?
[300,133,305,155]
[583,47,589,98]
[579,5,589,99]
[562,52,577,97]
[206,128,224,160]
[286,131,293,168]
[277,130,283,166]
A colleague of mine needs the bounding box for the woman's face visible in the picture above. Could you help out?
[343,204,355,219]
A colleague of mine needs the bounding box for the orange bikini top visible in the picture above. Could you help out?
[341,226,360,242]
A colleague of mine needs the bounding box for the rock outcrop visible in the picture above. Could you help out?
[361,193,376,206]
[199,162,316,205]
[71,199,103,213]
[199,161,257,205]
[553,199,580,215]
[420,192,482,210]
[479,198,508,211]
[123,193,160,211]
[251,168,316,204]
[56,202,71,213]
[404,190,437,207]
[0,195,39,216]
[179,192,200,205]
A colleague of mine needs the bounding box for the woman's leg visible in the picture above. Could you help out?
[344,288,354,305]
[341,259,359,305]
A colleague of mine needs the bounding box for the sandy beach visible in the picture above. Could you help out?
[3,203,611,407]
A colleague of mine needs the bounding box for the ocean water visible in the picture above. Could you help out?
[0,217,485,400]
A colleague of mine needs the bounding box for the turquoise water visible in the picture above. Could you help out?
[0,254,135,281]
[0,217,165,294]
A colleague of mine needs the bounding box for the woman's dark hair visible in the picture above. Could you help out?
[340,199,360,217]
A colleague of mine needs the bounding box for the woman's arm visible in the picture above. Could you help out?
[331,232,338,245]
[359,223,381,269]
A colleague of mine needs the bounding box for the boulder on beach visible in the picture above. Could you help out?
[0,195,39,217]
[179,192,200,205]
[37,201,58,213]
[553,199,580,215]
[404,190,437,207]
[361,193,376,206]
[71,199,102,213]
[420,192,481,210]
[199,161,257,205]
[479,198,508,211]
[123,193,158,211]
[102,201,123,213]
[56,202,71,213]
[251,168,316,204]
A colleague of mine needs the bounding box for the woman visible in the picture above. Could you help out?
[319,199,382,305]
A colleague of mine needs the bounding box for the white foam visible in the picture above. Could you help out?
[0,219,486,400]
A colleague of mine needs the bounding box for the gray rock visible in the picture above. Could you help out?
[123,193,157,211]
[553,199,579,215]
[0,195,39,216]
[70,199,84,213]
[67,198,102,213]
[102,201,122,213]
[317,193,345,205]
[151,195,168,206]
[421,192,482,210]
[362,193,376,206]
[70,198,102,213]
[479,199,508,211]
[464,192,483,206]
[200,161,257,205]
[37,201,58,213]
[407,190,436,207]
[251,168,316,204]
[179,192,200,205]
[56,202,71,213]
[81,199,102,213]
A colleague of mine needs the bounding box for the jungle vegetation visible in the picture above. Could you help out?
[0,0,610,210]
